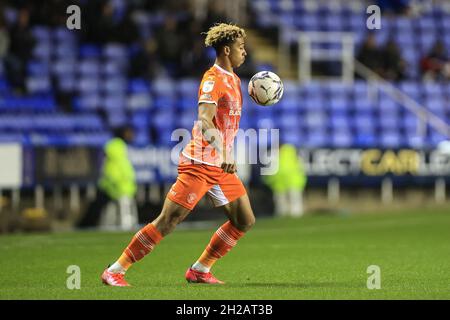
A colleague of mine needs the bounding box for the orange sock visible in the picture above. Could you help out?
[197,221,245,269]
[118,223,163,270]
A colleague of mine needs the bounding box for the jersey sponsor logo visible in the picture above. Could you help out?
[229,109,241,116]
[202,81,215,93]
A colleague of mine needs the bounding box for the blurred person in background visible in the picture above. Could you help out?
[264,144,307,217]
[382,39,407,81]
[4,7,35,94]
[0,6,10,63]
[77,125,137,229]
[356,33,384,77]
[420,41,450,81]
[154,15,183,77]
[377,0,412,15]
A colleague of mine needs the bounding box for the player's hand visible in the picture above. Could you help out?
[221,162,237,174]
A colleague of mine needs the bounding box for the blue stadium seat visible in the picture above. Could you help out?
[53,59,76,76]
[423,83,444,96]
[256,117,275,130]
[79,44,102,59]
[329,98,348,113]
[323,15,343,31]
[354,133,377,148]
[26,76,51,93]
[104,94,126,110]
[278,96,298,112]
[153,95,175,110]
[305,129,327,147]
[379,130,403,148]
[27,61,50,76]
[131,111,149,129]
[154,129,177,147]
[79,59,100,76]
[331,130,352,147]
[280,128,303,147]
[304,96,325,111]
[32,43,52,60]
[417,17,436,31]
[58,76,76,93]
[352,81,368,97]
[179,96,197,110]
[78,77,100,93]
[177,111,197,130]
[103,44,128,60]
[152,78,175,96]
[353,97,375,112]
[429,130,448,146]
[102,61,124,77]
[305,111,326,130]
[66,132,111,146]
[0,77,9,93]
[297,14,319,30]
[55,43,77,58]
[425,97,445,114]
[31,26,51,42]
[128,78,151,93]
[53,27,77,43]
[0,133,27,144]
[378,116,399,131]
[329,112,350,130]
[107,111,127,127]
[127,93,153,110]
[283,80,301,97]
[402,113,420,134]
[377,98,400,116]
[102,77,127,94]
[133,128,150,147]
[239,115,251,129]
[354,111,376,133]
[279,113,299,129]
[152,110,174,131]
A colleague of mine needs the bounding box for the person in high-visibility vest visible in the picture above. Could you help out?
[77,126,137,228]
[263,143,307,217]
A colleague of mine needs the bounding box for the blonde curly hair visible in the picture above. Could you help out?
[203,23,246,52]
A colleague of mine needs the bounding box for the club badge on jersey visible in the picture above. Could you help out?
[202,80,215,93]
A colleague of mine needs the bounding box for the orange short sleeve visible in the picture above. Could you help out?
[198,75,221,106]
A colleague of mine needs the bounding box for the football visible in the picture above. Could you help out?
[248,71,284,106]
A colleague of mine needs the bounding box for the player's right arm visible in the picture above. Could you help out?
[198,103,236,173]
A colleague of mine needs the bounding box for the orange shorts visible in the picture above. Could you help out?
[167,154,247,211]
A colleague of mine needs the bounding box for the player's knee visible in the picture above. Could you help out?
[236,216,255,232]
[153,211,184,236]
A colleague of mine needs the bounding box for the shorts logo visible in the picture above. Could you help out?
[187,192,197,204]
[202,81,215,93]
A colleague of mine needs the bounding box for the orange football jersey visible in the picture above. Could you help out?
[182,64,242,167]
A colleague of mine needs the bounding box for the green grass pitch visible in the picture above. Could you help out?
[1,208,449,299]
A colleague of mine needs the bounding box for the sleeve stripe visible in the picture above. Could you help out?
[198,100,218,105]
